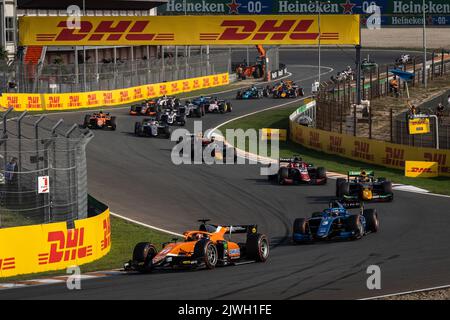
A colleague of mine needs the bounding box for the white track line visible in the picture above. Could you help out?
[359,284,450,300]
[110,212,183,237]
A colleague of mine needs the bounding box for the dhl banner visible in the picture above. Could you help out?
[261,128,287,141]
[0,209,111,278]
[405,161,439,178]
[408,118,431,135]
[19,15,360,46]
[290,111,450,177]
[0,73,229,111]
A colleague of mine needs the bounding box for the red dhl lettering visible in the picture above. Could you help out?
[27,96,41,109]
[87,94,99,105]
[383,147,405,167]
[203,78,210,86]
[120,91,130,102]
[101,217,111,251]
[146,86,156,96]
[409,167,433,173]
[193,80,200,88]
[68,95,81,107]
[213,76,219,85]
[182,81,190,91]
[217,19,322,41]
[53,20,155,42]
[47,96,62,109]
[103,92,114,103]
[159,85,168,95]
[171,83,179,92]
[38,228,92,265]
[0,257,16,271]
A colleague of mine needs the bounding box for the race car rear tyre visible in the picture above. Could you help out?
[382,181,393,195]
[246,233,269,262]
[337,181,350,198]
[236,92,242,99]
[278,167,289,185]
[345,215,364,240]
[317,167,327,179]
[195,107,202,118]
[194,240,218,269]
[164,126,171,139]
[134,122,141,136]
[227,103,232,112]
[83,115,90,129]
[293,218,309,244]
[336,178,346,197]
[133,242,158,273]
[363,209,379,233]
[110,117,117,131]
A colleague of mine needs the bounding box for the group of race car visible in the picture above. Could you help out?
[267,156,392,245]
[80,79,392,274]
[236,80,304,100]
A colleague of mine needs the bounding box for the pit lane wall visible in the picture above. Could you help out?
[0,73,229,111]
[0,199,111,278]
[289,103,450,177]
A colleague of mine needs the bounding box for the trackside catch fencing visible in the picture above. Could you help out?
[315,50,450,149]
[0,110,93,228]
[289,101,450,177]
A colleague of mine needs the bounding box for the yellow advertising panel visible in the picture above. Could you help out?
[405,161,439,178]
[408,118,431,135]
[19,15,360,46]
[0,209,111,278]
[290,114,450,177]
[261,128,287,141]
[0,73,229,112]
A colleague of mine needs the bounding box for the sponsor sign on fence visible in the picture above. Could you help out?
[408,118,431,135]
[405,161,439,178]
[19,15,360,46]
[0,209,111,277]
[0,73,229,111]
[261,128,287,141]
[289,103,450,177]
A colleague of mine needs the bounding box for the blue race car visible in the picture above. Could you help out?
[236,86,269,100]
[292,201,379,243]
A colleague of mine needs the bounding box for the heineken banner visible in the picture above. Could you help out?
[160,1,450,15]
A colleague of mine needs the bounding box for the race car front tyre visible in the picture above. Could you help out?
[293,218,309,244]
[337,181,350,198]
[227,103,232,112]
[132,242,158,273]
[246,233,269,262]
[194,240,218,269]
[164,126,171,139]
[336,178,346,197]
[134,122,141,136]
[278,167,289,185]
[83,115,90,129]
[345,215,364,240]
[363,209,379,233]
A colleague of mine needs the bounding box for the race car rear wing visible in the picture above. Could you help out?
[348,170,374,177]
[203,224,258,235]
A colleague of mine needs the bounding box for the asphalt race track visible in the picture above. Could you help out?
[2,49,449,300]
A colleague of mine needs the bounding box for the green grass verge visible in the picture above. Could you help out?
[220,105,450,196]
[0,215,177,281]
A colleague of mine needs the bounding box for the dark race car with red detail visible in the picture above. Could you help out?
[267,156,327,185]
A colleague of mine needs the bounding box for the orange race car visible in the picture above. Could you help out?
[82,111,117,130]
[124,220,269,273]
[130,99,159,116]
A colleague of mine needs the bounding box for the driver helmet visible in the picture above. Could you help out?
[195,233,204,240]
[331,209,340,217]
[210,136,215,142]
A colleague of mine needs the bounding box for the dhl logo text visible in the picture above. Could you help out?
[101,217,111,251]
[38,228,92,265]
[199,19,335,42]
[36,20,174,43]
[0,257,16,271]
